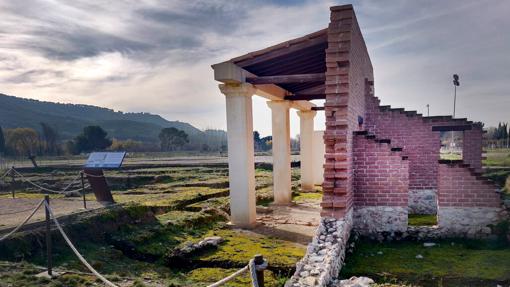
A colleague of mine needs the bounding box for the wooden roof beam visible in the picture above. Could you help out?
[284,93,326,101]
[211,61,316,111]
[246,73,325,85]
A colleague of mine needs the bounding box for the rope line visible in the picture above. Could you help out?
[0,199,44,242]
[205,258,265,287]
[248,259,259,287]
[0,168,12,180]
[11,169,85,194]
[82,172,106,178]
[44,202,119,287]
[206,266,249,287]
[0,204,43,216]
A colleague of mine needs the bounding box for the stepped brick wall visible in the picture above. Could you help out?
[438,162,501,208]
[352,134,409,233]
[322,5,373,219]
[320,5,501,235]
[463,128,484,172]
[353,134,408,207]
[364,94,481,191]
[437,162,504,236]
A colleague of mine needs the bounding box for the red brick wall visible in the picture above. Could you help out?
[353,135,409,207]
[364,95,478,191]
[438,163,501,208]
[463,126,483,172]
[322,5,373,218]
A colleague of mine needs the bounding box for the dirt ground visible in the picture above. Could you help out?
[0,197,104,230]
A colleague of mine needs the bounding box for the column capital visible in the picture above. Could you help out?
[267,100,291,110]
[219,83,256,97]
[297,110,317,119]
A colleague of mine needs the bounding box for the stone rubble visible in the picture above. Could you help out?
[285,211,352,287]
[330,276,375,287]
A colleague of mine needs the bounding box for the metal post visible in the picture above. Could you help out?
[10,167,15,199]
[81,171,87,209]
[426,104,430,117]
[453,85,457,118]
[44,195,53,277]
[254,254,265,287]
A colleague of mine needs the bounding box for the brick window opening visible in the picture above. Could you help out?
[440,131,463,160]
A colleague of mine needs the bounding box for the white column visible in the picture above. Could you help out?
[267,100,292,205]
[220,83,256,228]
[313,131,326,185]
[297,110,317,191]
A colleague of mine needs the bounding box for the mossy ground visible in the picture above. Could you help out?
[0,164,309,286]
[341,239,510,287]
[408,214,437,226]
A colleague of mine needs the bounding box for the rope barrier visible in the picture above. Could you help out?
[44,202,119,287]
[205,257,267,287]
[0,204,44,216]
[0,199,44,242]
[11,169,85,194]
[0,168,12,180]
[206,265,249,287]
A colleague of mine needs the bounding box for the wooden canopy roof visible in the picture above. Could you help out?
[226,28,328,101]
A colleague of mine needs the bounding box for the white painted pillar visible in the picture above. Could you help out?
[219,83,256,228]
[297,110,317,191]
[267,100,292,204]
[313,131,325,185]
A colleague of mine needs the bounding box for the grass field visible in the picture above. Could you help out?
[0,163,312,286]
[1,149,509,287]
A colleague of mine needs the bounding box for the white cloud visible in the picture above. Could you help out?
[0,0,508,138]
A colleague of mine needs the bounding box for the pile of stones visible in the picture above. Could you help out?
[286,213,352,287]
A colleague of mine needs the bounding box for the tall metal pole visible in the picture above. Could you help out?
[426,104,430,117]
[45,195,53,277]
[453,85,457,118]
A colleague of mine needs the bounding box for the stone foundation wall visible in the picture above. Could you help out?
[408,189,437,215]
[438,207,504,237]
[353,206,407,235]
[286,210,353,287]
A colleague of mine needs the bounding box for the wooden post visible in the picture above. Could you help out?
[10,167,15,199]
[44,195,53,277]
[80,171,87,209]
[254,254,265,287]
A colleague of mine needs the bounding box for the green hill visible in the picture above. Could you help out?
[0,93,225,147]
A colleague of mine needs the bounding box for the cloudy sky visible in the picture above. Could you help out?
[0,0,509,137]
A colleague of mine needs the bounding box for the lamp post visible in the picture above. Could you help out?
[426,104,430,117]
[453,74,460,118]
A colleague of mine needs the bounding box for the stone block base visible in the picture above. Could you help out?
[353,206,407,235]
[437,207,504,238]
[408,189,437,215]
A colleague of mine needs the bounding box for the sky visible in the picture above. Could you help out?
[0,0,509,137]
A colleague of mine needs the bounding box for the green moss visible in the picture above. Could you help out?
[293,191,322,203]
[191,229,305,269]
[408,214,437,226]
[341,239,510,284]
[187,267,286,287]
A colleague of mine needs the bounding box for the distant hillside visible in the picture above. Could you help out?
[0,93,225,147]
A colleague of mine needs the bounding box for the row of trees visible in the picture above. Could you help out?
[0,123,301,158]
[0,123,62,157]
[486,122,510,148]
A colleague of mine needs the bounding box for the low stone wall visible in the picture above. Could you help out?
[408,189,437,215]
[438,207,505,237]
[353,206,407,235]
[286,210,352,287]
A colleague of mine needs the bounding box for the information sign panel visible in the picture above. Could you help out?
[84,152,126,169]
